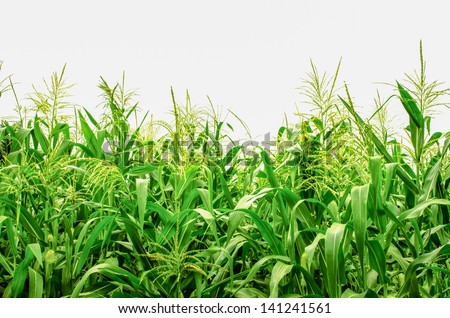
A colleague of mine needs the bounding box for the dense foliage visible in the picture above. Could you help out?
[0,50,449,298]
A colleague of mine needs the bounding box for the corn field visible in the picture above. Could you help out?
[0,49,449,298]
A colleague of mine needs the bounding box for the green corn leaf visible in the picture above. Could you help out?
[11,245,35,297]
[269,261,293,298]
[28,267,43,298]
[71,263,147,298]
[147,202,173,225]
[78,110,102,158]
[423,132,443,149]
[383,163,397,202]
[352,184,370,285]
[261,150,279,188]
[366,239,387,286]
[419,137,450,202]
[74,215,115,276]
[239,208,286,256]
[157,209,192,245]
[0,253,14,276]
[325,223,346,297]
[82,107,100,129]
[398,198,450,221]
[4,217,18,258]
[369,157,384,230]
[235,288,267,298]
[397,82,424,129]
[218,170,234,207]
[232,255,290,296]
[33,116,49,154]
[136,178,149,230]
[117,213,156,285]
[17,204,45,242]
[126,164,157,177]
[235,188,272,210]
[50,122,70,142]
[304,233,325,269]
[174,166,200,200]
[226,211,245,243]
[28,243,43,268]
[193,208,217,236]
[398,244,450,297]
[221,145,241,167]
[292,199,315,229]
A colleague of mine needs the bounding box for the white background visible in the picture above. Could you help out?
[0,298,449,318]
[1,0,450,139]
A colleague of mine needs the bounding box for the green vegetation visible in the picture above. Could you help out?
[0,47,449,298]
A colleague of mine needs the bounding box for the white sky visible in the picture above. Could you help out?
[1,0,449,139]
